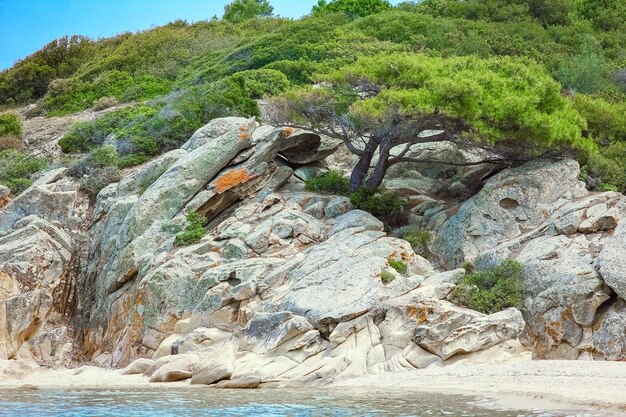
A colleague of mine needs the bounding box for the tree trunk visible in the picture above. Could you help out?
[362,138,392,189]
[349,138,378,192]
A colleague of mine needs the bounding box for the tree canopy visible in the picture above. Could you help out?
[312,0,392,18]
[223,0,274,24]
[268,53,592,190]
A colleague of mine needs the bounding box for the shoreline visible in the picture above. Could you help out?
[2,360,626,416]
[331,360,626,416]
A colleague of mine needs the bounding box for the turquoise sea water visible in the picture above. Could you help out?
[0,388,595,417]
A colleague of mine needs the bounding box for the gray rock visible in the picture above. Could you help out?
[414,305,525,360]
[591,299,626,361]
[597,219,626,300]
[190,345,236,385]
[435,159,586,267]
[215,376,261,389]
[328,210,383,236]
[120,358,154,375]
[324,197,352,219]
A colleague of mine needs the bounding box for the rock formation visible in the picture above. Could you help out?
[1,117,624,386]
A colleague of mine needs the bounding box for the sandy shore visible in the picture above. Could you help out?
[332,360,626,416]
[2,360,625,416]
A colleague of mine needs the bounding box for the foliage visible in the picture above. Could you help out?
[270,53,592,191]
[0,149,48,194]
[304,170,350,194]
[388,258,408,274]
[401,226,432,251]
[68,146,120,178]
[80,167,123,198]
[2,0,625,190]
[0,36,93,106]
[449,259,524,314]
[224,69,290,98]
[570,95,626,191]
[381,270,395,283]
[92,96,119,111]
[350,187,405,217]
[553,39,614,94]
[0,113,23,137]
[0,134,24,151]
[313,0,392,19]
[175,211,207,246]
[59,80,259,167]
[223,0,274,24]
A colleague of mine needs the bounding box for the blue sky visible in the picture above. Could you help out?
[0,0,401,71]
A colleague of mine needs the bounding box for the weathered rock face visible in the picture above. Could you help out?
[4,116,625,386]
[433,159,626,360]
[62,118,529,384]
[0,171,88,363]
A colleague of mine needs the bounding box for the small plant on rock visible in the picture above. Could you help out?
[304,170,350,195]
[381,270,395,284]
[401,226,431,253]
[449,259,524,314]
[175,211,207,246]
[389,259,408,275]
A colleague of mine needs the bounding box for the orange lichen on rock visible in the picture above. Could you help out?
[213,168,255,193]
[282,127,294,137]
[238,126,250,141]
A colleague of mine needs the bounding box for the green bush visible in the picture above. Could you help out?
[313,0,393,19]
[305,170,350,194]
[401,226,432,251]
[449,259,524,314]
[175,211,207,246]
[60,80,259,168]
[389,258,408,274]
[381,269,395,283]
[0,134,24,151]
[68,146,120,178]
[350,187,404,218]
[223,0,274,24]
[224,69,290,98]
[80,167,123,198]
[0,149,48,194]
[0,113,23,137]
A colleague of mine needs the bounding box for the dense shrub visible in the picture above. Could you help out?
[304,170,350,194]
[224,69,290,98]
[0,113,22,137]
[0,149,48,194]
[449,259,524,314]
[401,226,432,252]
[68,146,120,178]
[0,35,94,106]
[313,0,392,19]
[80,167,123,198]
[223,0,274,24]
[60,80,259,167]
[0,134,24,151]
[92,96,120,111]
[175,211,207,246]
[349,187,404,218]
[1,0,625,190]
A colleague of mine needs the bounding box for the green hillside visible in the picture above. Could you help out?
[0,0,625,193]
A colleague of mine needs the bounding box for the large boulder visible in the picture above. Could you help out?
[190,344,236,385]
[435,159,587,267]
[597,218,626,300]
[0,172,86,363]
